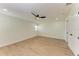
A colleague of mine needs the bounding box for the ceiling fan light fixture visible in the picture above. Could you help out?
[3,9,7,11]
[36,17,40,20]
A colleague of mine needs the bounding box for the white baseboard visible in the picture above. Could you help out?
[38,34,65,40]
[68,43,76,56]
[0,35,65,47]
[0,35,36,47]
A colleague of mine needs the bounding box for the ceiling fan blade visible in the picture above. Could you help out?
[31,12,46,19]
[31,12,40,17]
[40,16,46,18]
[36,15,39,17]
[31,12,37,17]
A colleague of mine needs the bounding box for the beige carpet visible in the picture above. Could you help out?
[0,36,74,56]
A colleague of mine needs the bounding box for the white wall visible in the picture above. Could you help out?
[67,16,79,56]
[0,13,36,47]
[66,4,79,55]
[38,20,65,40]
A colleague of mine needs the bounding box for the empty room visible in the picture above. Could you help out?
[0,3,79,56]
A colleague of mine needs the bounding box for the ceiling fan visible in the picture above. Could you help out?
[31,12,46,19]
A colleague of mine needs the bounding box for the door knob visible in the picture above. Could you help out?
[70,34,72,36]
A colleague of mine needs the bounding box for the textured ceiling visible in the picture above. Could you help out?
[0,3,73,23]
